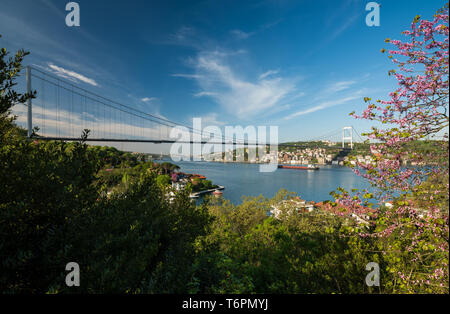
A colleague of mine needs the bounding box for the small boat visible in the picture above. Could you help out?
[191,174,207,179]
[278,164,319,170]
[212,190,223,196]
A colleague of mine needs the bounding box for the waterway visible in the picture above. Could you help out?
[170,160,372,204]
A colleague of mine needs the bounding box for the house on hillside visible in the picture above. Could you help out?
[270,197,314,219]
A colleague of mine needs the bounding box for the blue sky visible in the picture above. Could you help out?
[0,0,446,144]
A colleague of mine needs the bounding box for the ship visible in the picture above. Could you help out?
[278,164,319,170]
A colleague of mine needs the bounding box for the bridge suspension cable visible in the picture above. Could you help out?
[351,126,366,143]
[21,66,291,147]
[20,66,361,149]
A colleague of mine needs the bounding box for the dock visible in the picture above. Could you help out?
[190,185,225,199]
[278,165,320,170]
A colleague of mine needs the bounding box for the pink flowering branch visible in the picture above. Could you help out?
[337,3,449,293]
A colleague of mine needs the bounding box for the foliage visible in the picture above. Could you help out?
[160,162,180,175]
[95,160,180,194]
[1,7,449,294]
[0,38,211,293]
[189,191,379,294]
[156,174,171,189]
[0,134,211,294]
[191,179,217,192]
[338,3,449,293]
[0,34,35,141]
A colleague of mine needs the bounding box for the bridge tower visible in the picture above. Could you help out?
[342,126,353,149]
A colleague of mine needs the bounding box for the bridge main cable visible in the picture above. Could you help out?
[29,66,298,147]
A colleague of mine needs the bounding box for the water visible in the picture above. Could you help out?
[170,161,372,204]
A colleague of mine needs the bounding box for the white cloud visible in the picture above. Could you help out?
[172,26,195,42]
[230,19,282,40]
[329,80,356,92]
[47,63,98,87]
[259,70,279,80]
[171,73,204,79]
[285,94,362,120]
[230,29,255,39]
[141,97,157,102]
[178,51,297,118]
[193,91,217,97]
[285,104,328,118]
[330,12,360,41]
[165,26,208,50]
[197,113,227,126]
[291,92,306,99]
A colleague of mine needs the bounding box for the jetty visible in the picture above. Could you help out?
[278,164,319,170]
[190,185,225,199]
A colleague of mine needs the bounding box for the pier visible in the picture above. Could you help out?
[190,185,225,199]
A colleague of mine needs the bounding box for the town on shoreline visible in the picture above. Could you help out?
[156,139,443,167]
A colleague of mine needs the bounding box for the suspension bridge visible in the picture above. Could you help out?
[14,66,365,151]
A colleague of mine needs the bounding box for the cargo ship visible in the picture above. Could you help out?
[278,164,319,170]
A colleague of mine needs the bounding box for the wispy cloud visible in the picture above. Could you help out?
[193,91,217,97]
[230,29,256,39]
[328,80,356,92]
[141,97,157,102]
[171,26,195,42]
[259,69,279,80]
[126,94,167,120]
[164,25,212,50]
[179,50,297,118]
[47,63,99,87]
[196,112,227,126]
[285,94,363,120]
[230,19,283,40]
[304,2,361,58]
[171,73,204,79]
[329,12,361,41]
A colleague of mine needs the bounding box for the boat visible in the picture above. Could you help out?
[278,164,319,170]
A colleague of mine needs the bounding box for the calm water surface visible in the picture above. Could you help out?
[170,161,371,204]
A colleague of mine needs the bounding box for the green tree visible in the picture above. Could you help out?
[0,38,212,293]
[191,191,375,293]
[156,174,171,188]
[0,34,35,139]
